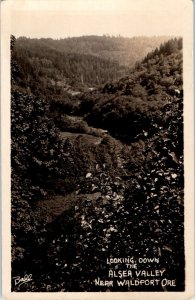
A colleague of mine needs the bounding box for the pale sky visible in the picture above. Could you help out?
[7,0,190,38]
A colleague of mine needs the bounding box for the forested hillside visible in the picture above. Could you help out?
[17,35,173,66]
[15,35,173,89]
[85,38,183,142]
[15,42,129,88]
[11,36,184,292]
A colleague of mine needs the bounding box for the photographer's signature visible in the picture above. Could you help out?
[13,274,32,286]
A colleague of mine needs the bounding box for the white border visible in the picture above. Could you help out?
[1,1,194,299]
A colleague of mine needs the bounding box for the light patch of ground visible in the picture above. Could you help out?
[60,131,102,145]
[35,192,101,224]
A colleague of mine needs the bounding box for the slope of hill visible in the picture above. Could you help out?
[17,35,174,67]
[15,35,176,90]
[15,41,130,88]
[81,38,183,142]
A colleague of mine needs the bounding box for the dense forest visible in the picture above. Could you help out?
[15,35,172,89]
[11,35,184,292]
[16,35,173,66]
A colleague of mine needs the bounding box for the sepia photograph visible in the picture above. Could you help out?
[1,0,194,299]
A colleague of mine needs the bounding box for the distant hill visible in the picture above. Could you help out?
[17,35,175,67]
[15,38,130,89]
[15,35,176,89]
